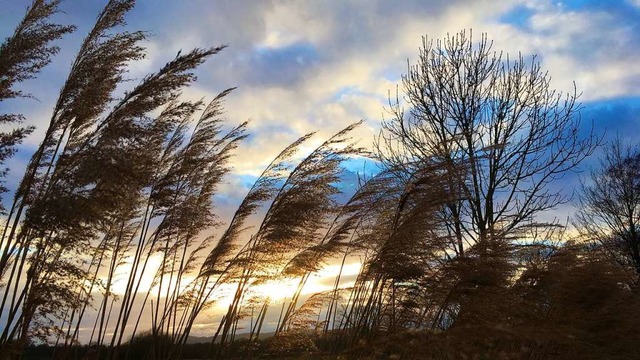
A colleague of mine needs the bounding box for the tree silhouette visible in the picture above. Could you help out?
[576,139,640,275]
[378,30,597,252]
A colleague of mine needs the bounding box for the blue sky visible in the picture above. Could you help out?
[1,0,637,155]
[1,0,639,221]
[0,0,639,210]
[2,0,640,339]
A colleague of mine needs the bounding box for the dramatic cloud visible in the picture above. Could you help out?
[3,1,638,184]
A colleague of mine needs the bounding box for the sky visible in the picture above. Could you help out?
[1,0,640,339]
[1,0,640,202]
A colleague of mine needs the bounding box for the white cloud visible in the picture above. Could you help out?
[5,0,638,192]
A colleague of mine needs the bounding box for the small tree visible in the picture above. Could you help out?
[378,30,597,253]
[575,139,640,275]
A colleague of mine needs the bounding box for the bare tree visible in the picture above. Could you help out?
[575,139,640,275]
[378,30,597,251]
